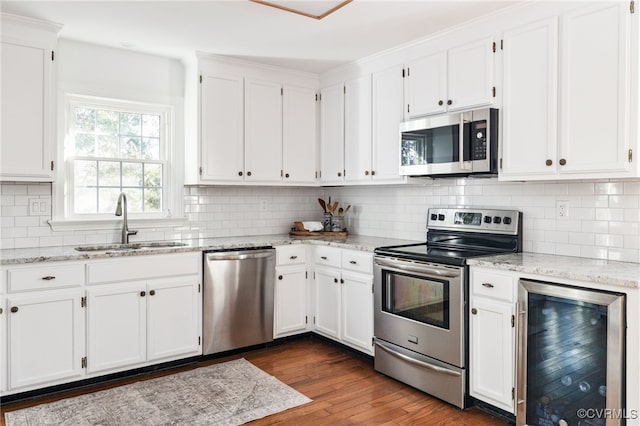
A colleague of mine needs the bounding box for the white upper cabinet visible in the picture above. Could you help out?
[0,14,61,182]
[244,78,283,183]
[559,2,631,175]
[500,3,634,180]
[282,85,318,184]
[405,51,447,117]
[320,83,345,184]
[187,56,318,186]
[200,72,245,183]
[372,65,406,183]
[405,37,494,119]
[320,69,406,185]
[501,17,559,179]
[344,75,373,183]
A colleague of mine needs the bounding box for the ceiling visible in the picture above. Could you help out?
[0,1,519,74]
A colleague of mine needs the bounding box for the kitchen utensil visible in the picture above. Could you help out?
[338,207,344,216]
[342,205,351,216]
[318,198,327,212]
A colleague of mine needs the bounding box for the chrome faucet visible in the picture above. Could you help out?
[115,192,137,244]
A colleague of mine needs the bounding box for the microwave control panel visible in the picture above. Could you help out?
[470,121,487,160]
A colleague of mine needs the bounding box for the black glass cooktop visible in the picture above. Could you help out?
[374,243,504,267]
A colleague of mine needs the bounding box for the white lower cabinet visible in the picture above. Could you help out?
[274,245,308,338]
[146,279,200,361]
[86,254,201,375]
[469,267,516,413]
[86,282,147,374]
[313,247,374,355]
[7,289,84,391]
[314,267,341,339]
[0,252,201,397]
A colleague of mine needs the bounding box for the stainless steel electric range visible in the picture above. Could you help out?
[373,207,522,409]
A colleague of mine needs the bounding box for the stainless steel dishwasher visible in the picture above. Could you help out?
[203,247,275,355]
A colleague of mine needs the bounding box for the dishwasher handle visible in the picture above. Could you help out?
[206,249,274,261]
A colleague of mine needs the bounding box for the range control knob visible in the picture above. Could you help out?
[503,217,512,225]
[493,216,502,224]
[484,216,492,224]
[438,214,445,221]
[430,213,438,221]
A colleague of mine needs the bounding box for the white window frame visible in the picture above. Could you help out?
[50,94,184,231]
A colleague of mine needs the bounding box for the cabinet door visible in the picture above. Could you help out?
[147,279,200,362]
[320,83,345,184]
[447,37,494,111]
[283,85,318,184]
[314,267,340,339]
[559,3,631,175]
[470,297,514,414]
[200,72,244,182]
[1,39,54,181]
[274,266,307,337]
[86,282,146,374]
[341,271,373,355]
[405,50,447,118]
[0,296,5,393]
[7,290,84,390]
[344,75,372,183]
[244,78,283,183]
[501,17,559,179]
[372,65,405,183]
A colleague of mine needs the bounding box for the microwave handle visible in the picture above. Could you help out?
[459,113,472,171]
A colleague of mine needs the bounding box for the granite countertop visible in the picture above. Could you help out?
[468,252,640,289]
[0,234,419,265]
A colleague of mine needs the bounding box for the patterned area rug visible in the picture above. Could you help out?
[5,358,312,425]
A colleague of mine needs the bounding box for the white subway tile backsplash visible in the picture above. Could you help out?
[595,234,624,248]
[1,180,639,262]
[595,208,624,221]
[596,182,624,195]
[610,195,640,209]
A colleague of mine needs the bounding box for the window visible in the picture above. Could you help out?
[63,95,174,219]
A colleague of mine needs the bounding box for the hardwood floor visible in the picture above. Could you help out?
[1,337,507,425]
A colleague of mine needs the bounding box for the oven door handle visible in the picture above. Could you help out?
[374,258,460,278]
[375,341,462,377]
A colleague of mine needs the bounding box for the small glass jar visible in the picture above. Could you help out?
[331,216,344,232]
[323,212,332,231]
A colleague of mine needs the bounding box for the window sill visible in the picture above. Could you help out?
[48,216,188,232]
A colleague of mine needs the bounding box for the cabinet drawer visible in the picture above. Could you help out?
[7,263,84,292]
[471,269,515,302]
[276,245,306,266]
[87,252,200,285]
[341,249,373,274]
[313,246,341,268]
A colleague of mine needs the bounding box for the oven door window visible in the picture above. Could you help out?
[382,270,450,329]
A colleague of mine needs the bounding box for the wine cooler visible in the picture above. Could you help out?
[516,279,625,426]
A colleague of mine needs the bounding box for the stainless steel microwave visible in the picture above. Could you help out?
[399,108,498,177]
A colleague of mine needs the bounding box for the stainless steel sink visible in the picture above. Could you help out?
[75,241,187,252]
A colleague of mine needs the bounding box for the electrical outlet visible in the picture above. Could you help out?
[259,199,268,212]
[556,200,569,219]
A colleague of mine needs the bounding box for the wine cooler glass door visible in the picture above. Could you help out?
[516,280,625,426]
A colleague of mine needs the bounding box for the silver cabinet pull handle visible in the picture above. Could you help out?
[349,260,357,264]
[482,283,495,288]
[321,256,328,260]
[42,276,56,280]
[290,255,298,260]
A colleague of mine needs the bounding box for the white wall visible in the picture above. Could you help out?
[326,178,640,263]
